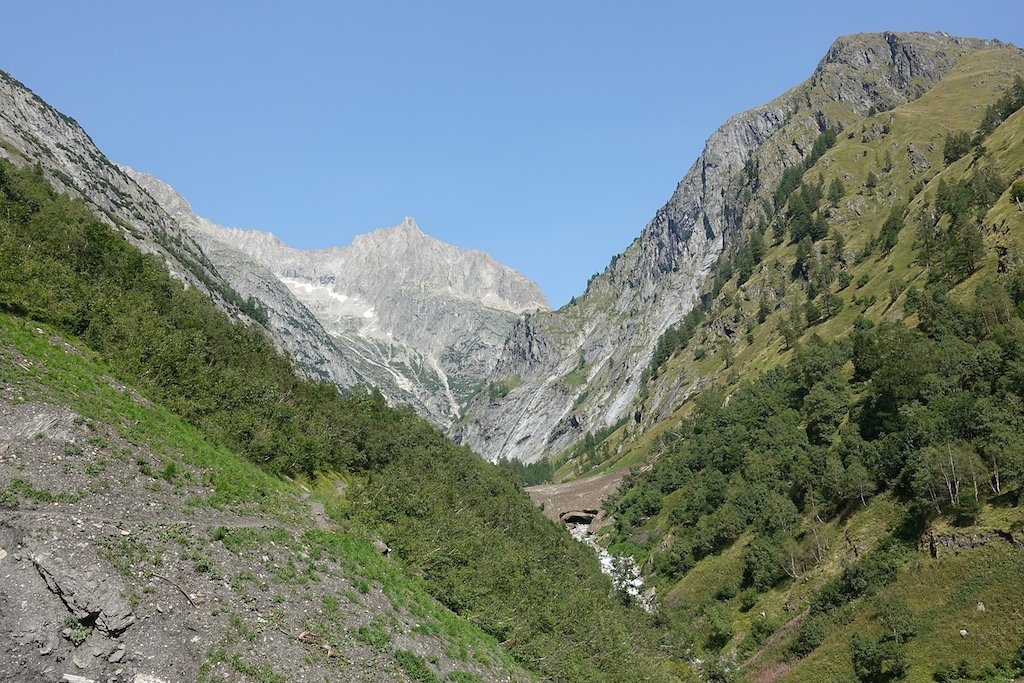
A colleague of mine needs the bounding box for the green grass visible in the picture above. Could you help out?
[395,649,441,683]
[0,314,297,518]
[778,543,1024,682]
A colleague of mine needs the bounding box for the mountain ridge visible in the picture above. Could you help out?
[124,166,548,426]
[457,31,1018,463]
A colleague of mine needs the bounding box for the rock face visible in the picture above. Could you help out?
[0,71,234,308]
[124,169,548,426]
[122,167,365,391]
[457,32,1007,462]
[29,547,136,636]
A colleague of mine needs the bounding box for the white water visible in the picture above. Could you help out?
[568,523,653,612]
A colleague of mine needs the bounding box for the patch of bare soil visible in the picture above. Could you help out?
[741,613,805,683]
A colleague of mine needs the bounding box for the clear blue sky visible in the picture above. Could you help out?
[3,2,1021,307]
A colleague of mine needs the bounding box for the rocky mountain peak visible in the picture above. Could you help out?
[123,166,548,426]
[341,219,549,314]
[458,30,1016,462]
[811,31,1011,114]
[352,216,423,245]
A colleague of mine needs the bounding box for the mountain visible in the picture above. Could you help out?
[122,167,548,427]
[0,71,252,321]
[0,148,676,680]
[571,33,1024,681]
[457,32,1014,463]
[4,27,1024,683]
[0,66,548,429]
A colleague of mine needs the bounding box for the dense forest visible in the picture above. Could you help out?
[0,159,684,683]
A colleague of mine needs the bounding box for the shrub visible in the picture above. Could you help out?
[942,131,972,165]
[790,615,830,658]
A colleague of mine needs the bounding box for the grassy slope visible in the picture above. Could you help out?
[587,48,1024,681]
[0,312,524,682]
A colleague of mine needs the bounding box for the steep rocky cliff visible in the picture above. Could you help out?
[457,32,1008,462]
[0,71,234,308]
[125,167,549,426]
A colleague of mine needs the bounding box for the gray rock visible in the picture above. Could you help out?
[30,548,135,636]
[125,163,550,430]
[457,32,1012,463]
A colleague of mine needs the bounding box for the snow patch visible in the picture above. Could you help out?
[277,277,350,305]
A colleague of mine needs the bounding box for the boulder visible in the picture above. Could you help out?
[30,548,135,636]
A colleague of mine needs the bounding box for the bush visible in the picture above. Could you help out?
[705,603,735,650]
[1010,179,1024,206]
[790,615,830,658]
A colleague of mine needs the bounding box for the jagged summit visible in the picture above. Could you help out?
[810,31,1011,115]
[125,171,549,316]
[351,216,423,243]
[125,167,548,426]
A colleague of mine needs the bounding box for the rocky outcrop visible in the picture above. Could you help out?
[923,529,1023,558]
[124,168,548,426]
[810,32,1006,114]
[458,32,1007,462]
[29,548,135,636]
[0,72,233,309]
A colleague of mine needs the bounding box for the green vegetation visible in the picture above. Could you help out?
[486,375,522,402]
[495,457,553,486]
[610,51,1024,680]
[611,274,1024,673]
[0,158,678,682]
[942,130,971,165]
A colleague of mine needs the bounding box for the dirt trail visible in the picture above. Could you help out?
[526,468,630,521]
